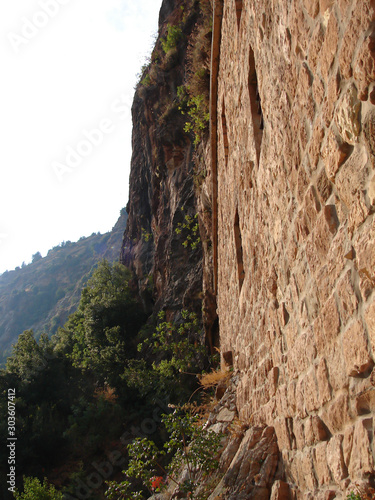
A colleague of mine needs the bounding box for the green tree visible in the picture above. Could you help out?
[6,330,49,382]
[55,260,147,392]
[14,476,63,499]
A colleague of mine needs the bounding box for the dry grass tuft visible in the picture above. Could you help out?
[198,369,231,390]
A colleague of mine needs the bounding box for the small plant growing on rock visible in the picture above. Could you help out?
[175,210,201,250]
[162,23,183,53]
[347,494,362,500]
[178,85,210,146]
[141,227,152,242]
[105,408,223,499]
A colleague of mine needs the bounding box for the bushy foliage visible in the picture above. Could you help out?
[13,476,63,499]
[162,24,183,54]
[176,0,212,146]
[124,310,207,401]
[105,408,223,499]
[175,210,201,249]
[55,260,147,389]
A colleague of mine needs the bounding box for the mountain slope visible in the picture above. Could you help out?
[0,210,127,364]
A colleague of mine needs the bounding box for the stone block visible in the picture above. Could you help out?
[364,299,375,350]
[315,265,332,305]
[305,415,330,446]
[270,480,292,500]
[327,434,348,483]
[348,418,374,478]
[335,145,368,206]
[353,35,375,100]
[319,12,339,81]
[317,169,333,203]
[301,449,318,490]
[323,341,347,391]
[304,370,320,413]
[320,295,341,350]
[324,205,340,234]
[313,74,325,106]
[343,424,354,468]
[323,392,350,433]
[342,320,373,377]
[323,71,340,127]
[336,270,359,326]
[319,0,334,12]
[267,366,279,397]
[316,357,332,405]
[354,218,375,299]
[308,119,325,169]
[305,185,321,227]
[322,128,350,181]
[364,109,375,166]
[335,84,361,145]
[287,330,317,380]
[217,407,236,423]
[313,441,332,485]
[296,377,308,419]
[339,12,360,79]
[287,380,297,417]
[309,23,325,71]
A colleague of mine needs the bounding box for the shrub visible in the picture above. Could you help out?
[162,24,183,53]
[175,210,201,250]
[105,408,223,499]
[14,476,63,500]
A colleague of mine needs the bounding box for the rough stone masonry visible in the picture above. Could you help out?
[212,0,375,496]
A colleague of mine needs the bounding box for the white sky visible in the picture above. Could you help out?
[0,0,162,274]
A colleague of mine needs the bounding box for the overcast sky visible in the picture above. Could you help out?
[0,0,162,274]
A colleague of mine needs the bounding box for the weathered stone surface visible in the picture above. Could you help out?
[319,12,339,80]
[305,415,330,445]
[316,357,333,405]
[336,271,359,326]
[335,84,361,144]
[365,299,375,349]
[326,434,348,483]
[321,128,350,180]
[270,480,291,500]
[209,426,279,500]
[323,71,340,127]
[353,36,375,100]
[347,418,374,478]
[217,407,236,423]
[364,109,375,166]
[316,296,340,352]
[323,392,351,433]
[313,441,332,485]
[342,320,373,376]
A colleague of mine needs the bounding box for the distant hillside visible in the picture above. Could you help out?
[0,210,127,365]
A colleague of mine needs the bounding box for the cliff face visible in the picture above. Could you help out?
[120,0,215,332]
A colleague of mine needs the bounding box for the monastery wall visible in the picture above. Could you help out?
[215,0,375,494]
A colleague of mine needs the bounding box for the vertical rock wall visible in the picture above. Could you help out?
[215,0,375,496]
[120,0,206,319]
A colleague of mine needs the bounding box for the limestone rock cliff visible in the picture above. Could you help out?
[120,0,217,346]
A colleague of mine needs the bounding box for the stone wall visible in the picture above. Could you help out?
[215,0,375,496]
